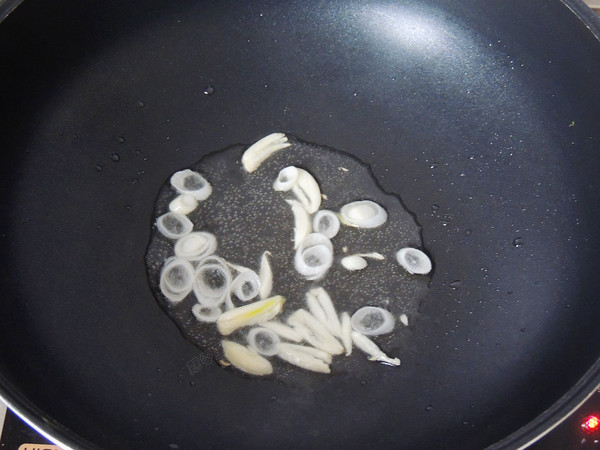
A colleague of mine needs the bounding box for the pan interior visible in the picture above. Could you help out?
[0,0,600,449]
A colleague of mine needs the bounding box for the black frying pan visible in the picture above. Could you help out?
[1,0,600,448]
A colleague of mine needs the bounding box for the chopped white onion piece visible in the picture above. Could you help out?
[258,251,273,299]
[242,133,291,173]
[230,270,260,302]
[277,345,331,373]
[261,321,303,343]
[217,295,285,336]
[174,232,217,261]
[351,306,395,336]
[396,248,432,275]
[400,313,409,326]
[339,200,387,228]
[170,169,212,201]
[193,262,232,307]
[351,331,400,366]
[169,194,198,215]
[286,200,312,249]
[294,233,334,280]
[156,212,193,239]
[312,210,340,239]
[159,257,195,302]
[247,327,281,356]
[340,312,352,356]
[273,166,298,191]
[191,304,222,323]
[341,255,368,271]
[222,340,273,376]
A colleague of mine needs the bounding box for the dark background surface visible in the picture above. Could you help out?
[1,0,600,449]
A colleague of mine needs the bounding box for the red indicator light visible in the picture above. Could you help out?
[581,415,600,434]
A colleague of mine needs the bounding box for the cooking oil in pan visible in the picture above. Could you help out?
[145,134,430,379]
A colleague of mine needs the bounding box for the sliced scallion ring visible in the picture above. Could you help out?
[156,212,193,239]
[193,262,232,307]
[159,257,195,303]
[170,169,212,201]
[230,270,261,302]
[191,304,222,323]
[312,210,340,239]
[350,306,395,336]
[396,247,432,275]
[174,232,217,261]
[247,327,281,356]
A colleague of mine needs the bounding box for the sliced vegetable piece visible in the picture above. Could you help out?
[170,169,212,201]
[156,212,193,239]
[159,257,195,302]
[169,194,199,215]
[341,255,368,271]
[278,343,333,364]
[258,251,273,299]
[340,312,352,356]
[242,133,291,173]
[287,309,344,355]
[277,345,331,373]
[339,200,387,228]
[291,168,321,214]
[351,306,395,336]
[312,210,340,239]
[222,340,273,376]
[396,247,432,275]
[230,270,260,302]
[273,166,298,191]
[310,287,343,338]
[217,295,286,336]
[174,232,217,261]
[294,233,334,280]
[261,321,303,343]
[286,200,312,249]
[247,327,281,356]
[351,331,400,366]
[191,304,222,323]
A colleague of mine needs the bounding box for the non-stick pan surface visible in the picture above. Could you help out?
[1,0,600,448]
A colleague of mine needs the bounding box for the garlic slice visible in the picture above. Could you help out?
[286,200,312,249]
[261,321,303,343]
[341,255,368,271]
[339,200,388,228]
[291,168,321,214]
[222,340,273,376]
[258,251,273,299]
[216,295,285,336]
[169,194,198,215]
[278,343,333,364]
[310,287,343,338]
[277,345,331,373]
[340,312,352,356]
[287,309,344,355]
[242,133,291,173]
[351,331,400,366]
